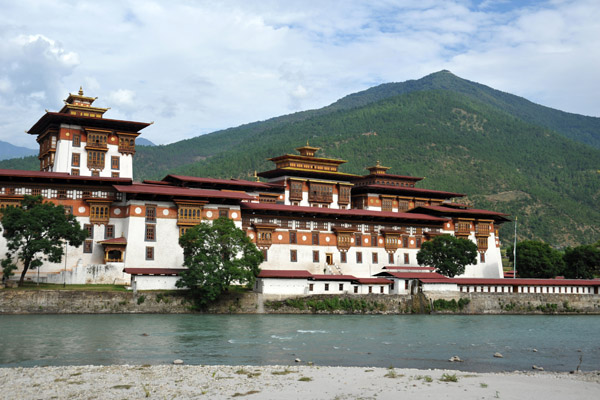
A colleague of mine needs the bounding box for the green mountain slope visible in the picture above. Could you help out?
[165,90,600,247]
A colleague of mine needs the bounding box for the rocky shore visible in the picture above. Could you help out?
[1,364,598,399]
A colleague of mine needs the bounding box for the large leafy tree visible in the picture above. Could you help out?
[562,244,600,279]
[417,234,477,277]
[1,195,87,286]
[507,240,565,278]
[176,217,263,305]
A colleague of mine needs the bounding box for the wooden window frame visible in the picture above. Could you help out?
[111,156,120,170]
[145,224,156,241]
[356,251,362,264]
[146,246,154,260]
[290,249,297,262]
[105,224,114,240]
[312,250,319,263]
[72,153,80,167]
[83,239,93,253]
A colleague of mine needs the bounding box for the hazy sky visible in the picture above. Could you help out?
[1,0,599,148]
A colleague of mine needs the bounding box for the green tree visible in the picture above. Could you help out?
[507,240,565,278]
[176,217,263,305]
[0,195,87,286]
[1,258,17,283]
[562,244,600,279]
[417,234,477,277]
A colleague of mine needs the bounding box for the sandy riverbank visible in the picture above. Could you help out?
[1,365,599,399]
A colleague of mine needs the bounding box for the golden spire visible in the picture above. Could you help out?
[78,86,83,95]
[254,170,259,182]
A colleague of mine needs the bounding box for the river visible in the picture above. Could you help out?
[1,314,598,372]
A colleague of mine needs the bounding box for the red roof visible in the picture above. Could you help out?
[357,173,423,181]
[124,268,186,276]
[163,175,281,190]
[241,202,448,222]
[451,278,600,286]
[0,169,132,184]
[412,205,510,217]
[258,270,313,279]
[27,112,150,135]
[113,183,254,200]
[352,184,464,198]
[355,278,392,285]
[98,237,127,245]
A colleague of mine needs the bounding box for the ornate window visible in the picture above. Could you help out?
[86,132,108,148]
[312,232,319,245]
[388,253,394,264]
[87,151,105,170]
[313,250,319,263]
[372,252,378,264]
[73,134,81,147]
[105,225,114,239]
[289,180,303,200]
[175,200,206,226]
[72,153,80,167]
[355,233,362,247]
[289,231,297,244]
[89,204,109,224]
[398,200,409,212]
[356,252,362,264]
[111,156,120,170]
[308,182,333,203]
[83,240,93,253]
[381,197,393,212]
[338,185,351,204]
[290,250,297,262]
[84,224,94,239]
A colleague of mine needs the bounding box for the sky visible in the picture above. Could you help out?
[1,0,599,148]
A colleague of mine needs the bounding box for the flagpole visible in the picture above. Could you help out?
[513,216,517,279]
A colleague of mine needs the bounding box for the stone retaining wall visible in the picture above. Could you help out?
[1,289,599,314]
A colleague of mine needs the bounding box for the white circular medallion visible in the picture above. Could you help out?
[379,238,383,244]
[135,207,142,215]
[249,233,254,239]
[277,234,283,240]
[365,238,369,244]
[350,238,355,243]
[114,208,121,215]
[231,212,238,219]
[162,209,169,216]
[302,235,307,242]
[206,211,213,218]
[78,206,86,213]
[325,237,330,243]
[410,239,414,245]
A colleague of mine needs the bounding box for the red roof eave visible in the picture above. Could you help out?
[113,183,254,200]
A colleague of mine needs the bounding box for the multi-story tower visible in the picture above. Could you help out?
[27,88,150,178]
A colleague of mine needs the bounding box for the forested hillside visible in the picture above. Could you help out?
[1,72,598,246]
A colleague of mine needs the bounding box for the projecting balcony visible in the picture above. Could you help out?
[118,144,136,154]
[308,194,333,203]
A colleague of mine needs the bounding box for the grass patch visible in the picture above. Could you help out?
[439,373,458,382]
[480,383,488,388]
[235,368,261,378]
[298,376,312,382]
[69,372,82,377]
[415,375,433,382]
[53,378,67,382]
[269,296,387,313]
[271,368,296,375]
[232,390,260,397]
[432,298,470,312]
[384,369,404,379]
[111,384,133,389]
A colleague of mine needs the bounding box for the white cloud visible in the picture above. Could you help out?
[0,0,599,147]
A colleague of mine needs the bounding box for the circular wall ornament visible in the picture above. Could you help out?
[249,233,254,239]
[410,239,414,245]
[162,209,169,216]
[78,206,86,213]
[231,212,238,219]
[114,208,121,215]
[206,211,213,218]
[134,207,142,215]
[66,132,70,137]
[379,238,383,244]
[365,238,369,244]
[277,234,283,241]
[351,238,355,243]
[325,237,330,243]
[302,235,307,242]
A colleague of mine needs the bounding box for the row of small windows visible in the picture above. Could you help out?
[284,250,411,265]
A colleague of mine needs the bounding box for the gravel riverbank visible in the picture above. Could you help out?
[1,364,599,399]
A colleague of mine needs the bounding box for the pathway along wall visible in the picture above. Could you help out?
[1,290,600,314]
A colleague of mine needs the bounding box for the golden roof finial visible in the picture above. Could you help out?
[254,170,259,182]
[376,160,381,166]
[306,139,309,146]
[78,86,83,96]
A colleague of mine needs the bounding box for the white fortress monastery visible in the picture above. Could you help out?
[2,90,598,296]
